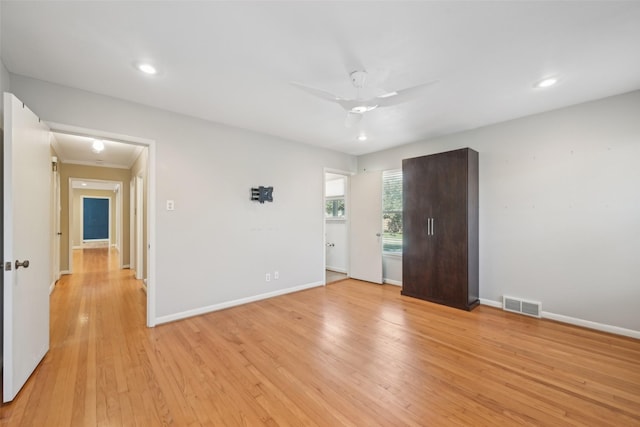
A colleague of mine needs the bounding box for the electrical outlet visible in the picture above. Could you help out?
[274,271,279,280]
[166,200,175,211]
[265,273,271,282]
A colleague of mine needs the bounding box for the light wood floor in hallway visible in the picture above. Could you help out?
[1,248,640,426]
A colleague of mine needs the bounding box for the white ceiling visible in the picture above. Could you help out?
[3,1,640,156]
[51,132,143,169]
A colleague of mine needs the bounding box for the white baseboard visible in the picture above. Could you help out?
[542,311,640,340]
[383,279,402,286]
[60,270,71,275]
[326,267,347,274]
[49,281,56,295]
[155,281,324,325]
[72,245,82,250]
[122,264,130,269]
[480,298,502,308]
[480,298,640,339]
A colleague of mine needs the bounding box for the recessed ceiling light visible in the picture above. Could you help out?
[92,139,105,153]
[535,77,558,89]
[135,62,158,75]
[357,134,367,142]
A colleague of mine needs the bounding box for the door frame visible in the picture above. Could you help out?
[68,178,122,269]
[322,168,354,285]
[49,122,157,327]
[134,175,144,281]
[51,155,61,292]
[129,179,135,272]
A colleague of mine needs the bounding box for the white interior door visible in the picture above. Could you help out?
[3,93,51,402]
[135,176,143,280]
[349,172,383,284]
[129,179,135,271]
[51,161,61,284]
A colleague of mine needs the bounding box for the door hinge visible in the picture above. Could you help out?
[4,262,12,271]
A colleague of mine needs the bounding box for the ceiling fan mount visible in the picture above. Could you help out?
[292,70,437,128]
[349,70,368,89]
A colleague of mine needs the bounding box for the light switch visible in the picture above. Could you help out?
[166,200,175,211]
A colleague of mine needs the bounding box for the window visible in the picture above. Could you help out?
[382,170,402,254]
[325,199,345,218]
[325,175,346,219]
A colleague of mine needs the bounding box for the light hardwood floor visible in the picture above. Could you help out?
[1,248,639,426]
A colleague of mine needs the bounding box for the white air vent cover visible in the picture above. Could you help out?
[503,296,541,318]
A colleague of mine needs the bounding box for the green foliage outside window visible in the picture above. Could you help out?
[383,170,402,254]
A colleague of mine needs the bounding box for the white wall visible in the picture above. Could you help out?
[10,74,357,322]
[358,90,640,333]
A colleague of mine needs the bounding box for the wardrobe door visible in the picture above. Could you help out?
[402,155,439,299]
[429,150,469,307]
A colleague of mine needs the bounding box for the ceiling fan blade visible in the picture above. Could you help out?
[345,112,363,128]
[291,82,345,104]
[375,80,439,107]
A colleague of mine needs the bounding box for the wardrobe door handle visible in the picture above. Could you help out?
[432,218,435,236]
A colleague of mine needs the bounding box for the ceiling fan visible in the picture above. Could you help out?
[292,70,437,127]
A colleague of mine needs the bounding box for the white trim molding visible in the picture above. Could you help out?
[479,298,502,309]
[155,281,324,325]
[383,279,402,287]
[480,298,640,339]
[542,311,640,340]
[49,281,56,295]
[326,267,347,274]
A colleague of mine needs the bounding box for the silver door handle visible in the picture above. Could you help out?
[15,260,30,269]
[426,218,435,236]
[375,233,381,237]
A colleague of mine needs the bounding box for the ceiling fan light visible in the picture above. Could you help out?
[351,105,378,114]
[378,91,398,99]
[92,139,105,153]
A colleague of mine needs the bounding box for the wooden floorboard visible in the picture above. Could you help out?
[1,248,639,426]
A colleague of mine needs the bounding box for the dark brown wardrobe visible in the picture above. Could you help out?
[401,148,479,310]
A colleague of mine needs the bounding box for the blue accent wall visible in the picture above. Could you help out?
[83,198,109,240]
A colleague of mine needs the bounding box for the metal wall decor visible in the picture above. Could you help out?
[251,186,273,204]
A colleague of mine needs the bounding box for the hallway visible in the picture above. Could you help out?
[1,248,147,425]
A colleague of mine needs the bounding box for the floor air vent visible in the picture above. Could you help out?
[503,296,541,318]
